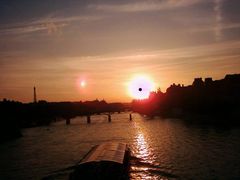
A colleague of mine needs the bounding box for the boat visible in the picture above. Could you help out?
[70,142,130,180]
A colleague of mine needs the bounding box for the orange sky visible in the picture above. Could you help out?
[1,0,240,102]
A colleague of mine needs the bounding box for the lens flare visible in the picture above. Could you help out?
[128,75,155,99]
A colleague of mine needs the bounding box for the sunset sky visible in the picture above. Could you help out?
[1,0,240,102]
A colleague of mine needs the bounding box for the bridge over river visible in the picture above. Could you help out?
[65,112,133,125]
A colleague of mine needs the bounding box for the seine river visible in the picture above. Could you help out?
[0,113,240,179]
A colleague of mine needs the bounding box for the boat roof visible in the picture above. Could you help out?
[79,142,127,164]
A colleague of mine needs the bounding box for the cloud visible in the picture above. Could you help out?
[0,22,67,35]
[45,22,64,35]
[44,40,240,80]
[214,0,223,41]
[89,0,203,13]
[65,40,240,62]
[189,22,240,33]
[0,15,102,35]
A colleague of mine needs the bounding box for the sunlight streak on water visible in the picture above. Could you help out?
[131,116,155,164]
[135,133,150,161]
[131,132,155,180]
[130,117,161,180]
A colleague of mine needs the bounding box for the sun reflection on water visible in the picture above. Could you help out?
[132,120,155,164]
[135,133,151,161]
[131,120,159,180]
[130,114,180,180]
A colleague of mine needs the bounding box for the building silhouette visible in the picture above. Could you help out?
[192,78,204,87]
[132,73,240,122]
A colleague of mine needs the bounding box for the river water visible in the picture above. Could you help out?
[0,113,240,179]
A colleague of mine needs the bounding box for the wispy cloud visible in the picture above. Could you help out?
[89,0,202,13]
[214,0,223,41]
[189,22,240,33]
[0,22,67,35]
[62,40,240,62]
[0,15,102,35]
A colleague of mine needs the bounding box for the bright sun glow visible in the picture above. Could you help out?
[128,75,155,100]
[80,80,86,87]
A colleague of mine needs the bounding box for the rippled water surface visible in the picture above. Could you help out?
[1,113,240,179]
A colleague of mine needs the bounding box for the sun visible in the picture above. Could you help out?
[80,80,86,87]
[128,75,155,100]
